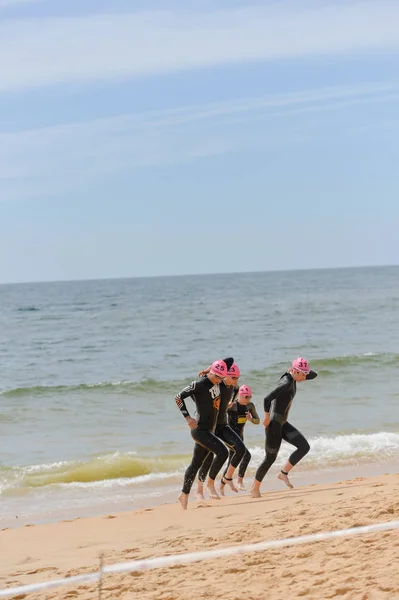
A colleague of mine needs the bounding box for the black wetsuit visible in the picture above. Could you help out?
[176,376,229,494]
[255,370,317,482]
[226,400,260,478]
[197,382,247,482]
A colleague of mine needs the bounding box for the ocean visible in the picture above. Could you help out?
[1,266,398,527]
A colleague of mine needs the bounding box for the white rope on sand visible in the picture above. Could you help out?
[1,519,398,598]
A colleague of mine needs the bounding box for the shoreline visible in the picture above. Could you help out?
[2,458,398,530]
[1,472,398,599]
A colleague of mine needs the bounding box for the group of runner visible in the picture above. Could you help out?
[175,356,317,509]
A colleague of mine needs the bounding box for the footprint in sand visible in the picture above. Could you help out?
[121,548,140,556]
[296,551,313,559]
[312,578,329,586]
[332,586,355,595]
[26,567,57,575]
[224,567,246,574]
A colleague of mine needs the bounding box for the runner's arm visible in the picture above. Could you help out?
[248,402,260,424]
[175,381,196,418]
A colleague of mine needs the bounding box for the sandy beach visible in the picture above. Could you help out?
[1,472,398,600]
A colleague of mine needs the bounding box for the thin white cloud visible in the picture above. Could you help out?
[0,0,30,5]
[0,0,46,7]
[0,80,398,202]
[1,1,399,92]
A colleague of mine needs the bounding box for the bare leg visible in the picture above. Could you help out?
[236,476,245,491]
[221,465,238,492]
[178,492,189,510]
[206,478,220,499]
[277,460,294,489]
[250,479,262,498]
[219,476,238,495]
[195,480,207,503]
[218,427,245,495]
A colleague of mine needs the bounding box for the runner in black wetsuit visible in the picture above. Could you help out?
[195,360,247,501]
[250,357,317,498]
[225,384,260,490]
[175,359,228,510]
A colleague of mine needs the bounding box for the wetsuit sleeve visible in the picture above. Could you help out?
[248,402,260,424]
[232,385,239,402]
[222,357,234,370]
[306,370,318,380]
[263,379,290,412]
[175,381,196,418]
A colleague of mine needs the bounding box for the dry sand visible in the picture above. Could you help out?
[1,473,399,600]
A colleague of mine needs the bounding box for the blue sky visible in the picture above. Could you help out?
[1,0,399,283]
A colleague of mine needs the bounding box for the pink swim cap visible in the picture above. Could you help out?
[210,360,228,377]
[227,363,241,378]
[292,357,310,374]
[239,384,252,397]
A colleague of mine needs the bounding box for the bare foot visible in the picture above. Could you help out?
[236,481,246,491]
[250,486,262,498]
[277,472,294,489]
[195,491,207,504]
[178,492,189,509]
[222,477,238,493]
[206,485,220,499]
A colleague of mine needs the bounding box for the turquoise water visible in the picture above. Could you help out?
[0,266,398,524]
